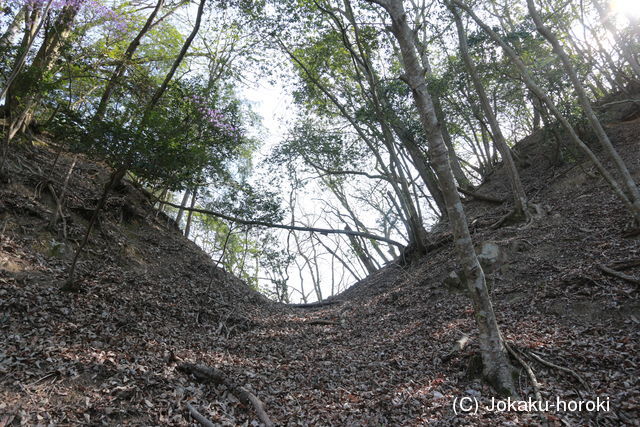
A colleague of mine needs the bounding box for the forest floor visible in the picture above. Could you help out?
[1,97,640,426]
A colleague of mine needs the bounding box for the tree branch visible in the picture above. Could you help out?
[159,200,405,247]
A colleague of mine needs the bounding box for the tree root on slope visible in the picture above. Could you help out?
[505,342,542,402]
[523,349,591,392]
[186,402,215,427]
[177,363,274,427]
[598,264,640,286]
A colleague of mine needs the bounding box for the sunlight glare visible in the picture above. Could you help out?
[610,0,640,20]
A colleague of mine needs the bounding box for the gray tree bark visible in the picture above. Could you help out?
[370,0,516,395]
[527,0,640,219]
[94,0,166,121]
[450,5,528,220]
[452,0,640,223]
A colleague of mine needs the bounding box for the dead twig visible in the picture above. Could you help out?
[178,363,274,427]
[598,264,640,286]
[186,402,215,427]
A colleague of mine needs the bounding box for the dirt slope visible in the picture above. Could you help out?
[1,96,640,426]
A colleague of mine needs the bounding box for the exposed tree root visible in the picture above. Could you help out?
[178,363,274,427]
[186,403,215,427]
[491,203,545,230]
[598,264,640,286]
[504,342,542,402]
[524,350,591,392]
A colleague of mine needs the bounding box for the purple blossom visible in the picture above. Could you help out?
[188,95,239,137]
[9,0,128,34]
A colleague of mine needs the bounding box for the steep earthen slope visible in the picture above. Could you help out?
[1,96,639,425]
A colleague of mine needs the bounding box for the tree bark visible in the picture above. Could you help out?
[370,0,516,395]
[144,0,206,117]
[452,0,640,223]
[527,0,640,219]
[450,5,528,220]
[0,6,26,52]
[94,0,166,121]
[64,166,127,289]
[184,187,197,238]
[345,224,377,274]
[175,190,191,226]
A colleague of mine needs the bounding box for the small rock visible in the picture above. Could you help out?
[465,389,481,397]
[432,391,444,399]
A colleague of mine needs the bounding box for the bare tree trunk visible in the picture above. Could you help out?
[184,187,197,238]
[64,166,127,290]
[144,0,206,118]
[392,122,447,217]
[313,235,362,282]
[527,0,640,218]
[175,190,191,227]
[49,154,77,229]
[94,0,165,121]
[345,224,377,275]
[371,0,516,395]
[412,31,471,190]
[0,5,26,52]
[451,6,528,220]
[453,0,640,223]
[0,0,54,103]
[4,2,77,125]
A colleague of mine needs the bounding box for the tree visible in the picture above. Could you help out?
[368,0,516,395]
[449,3,529,222]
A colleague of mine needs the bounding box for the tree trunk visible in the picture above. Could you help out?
[175,189,191,226]
[144,0,206,118]
[0,6,26,52]
[451,6,528,220]
[413,32,471,190]
[527,0,640,219]
[453,0,640,224]
[184,187,197,238]
[94,0,166,121]
[345,224,378,275]
[371,0,516,395]
[64,166,127,290]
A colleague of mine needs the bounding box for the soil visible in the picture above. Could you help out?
[1,96,639,425]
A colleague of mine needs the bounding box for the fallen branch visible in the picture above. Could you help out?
[186,403,215,427]
[158,200,404,247]
[305,319,338,326]
[289,300,342,309]
[178,363,274,427]
[525,350,591,392]
[457,186,506,204]
[598,264,640,286]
